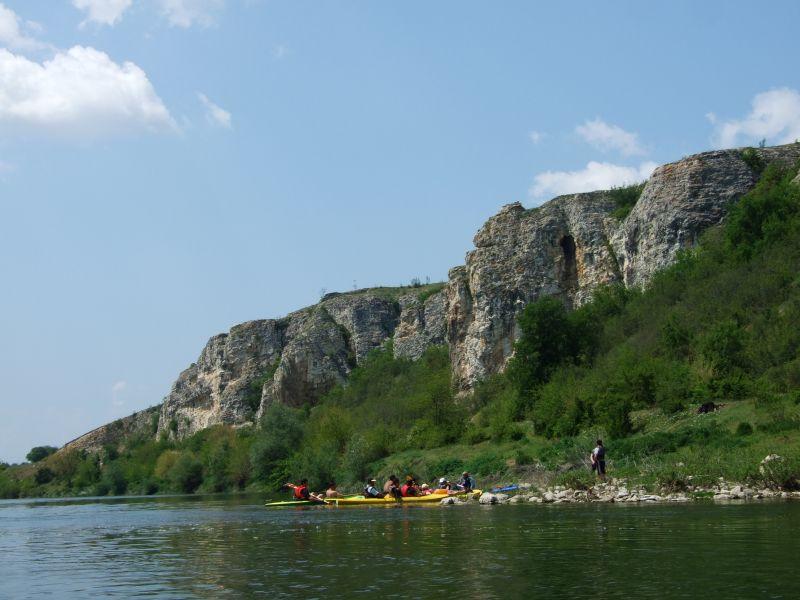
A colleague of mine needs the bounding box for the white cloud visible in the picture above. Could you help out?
[576,118,646,156]
[711,88,800,148]
[158,0,224,28]
[111,380,127,407]
[272,44,288,59]
[0,46,175,137]
[530,161,657,200]
[73,0,133,27]
[197,92,231,128]
[0,3,45,50]
[528,130,544,144]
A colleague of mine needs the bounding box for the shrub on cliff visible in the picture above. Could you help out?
[725,163,800,259]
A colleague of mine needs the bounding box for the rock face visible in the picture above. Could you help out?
[394,289,447,359]
[157,292,444,437]
[612,145,800,287]
[159,319,285,438]
[63,406,160,454]
[68,143,800,444]
[447,195,621,390]
[448,143,800,389]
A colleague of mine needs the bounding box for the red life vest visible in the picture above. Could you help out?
[293,484,308,500]
[401,484,418,497]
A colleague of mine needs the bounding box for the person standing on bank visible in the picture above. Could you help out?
[590,440,606,480]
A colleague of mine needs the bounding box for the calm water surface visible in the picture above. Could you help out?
[1,495,798,598]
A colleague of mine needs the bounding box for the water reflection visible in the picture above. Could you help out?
[1,498,799,598]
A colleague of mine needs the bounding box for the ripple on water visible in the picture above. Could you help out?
[1,498,799,598]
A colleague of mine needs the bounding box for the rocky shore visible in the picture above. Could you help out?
[456,480,800,506]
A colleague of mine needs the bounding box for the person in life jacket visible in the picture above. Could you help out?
[401,476,420,497]
[590,439,606,479]
[364,478,384,498]
[436,477,452,493]
[285,479,323,502]
[383,475,402,500]
[457,472,475,492]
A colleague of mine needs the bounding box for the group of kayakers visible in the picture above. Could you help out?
[284,441,606,503]
[285,471,476,502]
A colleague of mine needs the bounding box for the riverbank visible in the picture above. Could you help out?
[467,477,800,506]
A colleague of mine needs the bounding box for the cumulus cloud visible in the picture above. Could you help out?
[528,130,544,144]
[0,46,175,137]
[711,88,800,149]
[158,0,224,28]
[197,92,231,128]
[576,118,646,156]
[72,0,133,27]
[530,161,657,200]
[0,3,45,51]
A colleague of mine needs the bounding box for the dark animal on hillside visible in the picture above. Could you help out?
[697,402,723,414]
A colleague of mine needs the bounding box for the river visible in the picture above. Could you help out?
[1,495,797,598]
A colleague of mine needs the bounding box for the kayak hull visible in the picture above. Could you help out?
[264,500,326,507]
[325,490,481,506]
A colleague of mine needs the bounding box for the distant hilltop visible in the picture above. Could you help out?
[64,143,800,453]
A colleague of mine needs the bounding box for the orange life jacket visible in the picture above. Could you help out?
[293,484,308,500]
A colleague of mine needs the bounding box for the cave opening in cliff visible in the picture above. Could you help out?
[559,234,578,290]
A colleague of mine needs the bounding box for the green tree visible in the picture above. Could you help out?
[168,453,204,493]
[26,446,57,463]
[250,403,304,482]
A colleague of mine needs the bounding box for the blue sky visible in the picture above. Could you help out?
[1,0,799,462]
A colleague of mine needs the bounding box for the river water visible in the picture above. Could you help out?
[1,495,797,598]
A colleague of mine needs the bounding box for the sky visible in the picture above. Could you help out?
[1,0,800,462]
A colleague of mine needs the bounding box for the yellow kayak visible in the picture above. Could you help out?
[325,490,481,506]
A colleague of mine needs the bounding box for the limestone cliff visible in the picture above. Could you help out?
[62,142,800,448]
[155,290,445,438]
[448,143,800,389]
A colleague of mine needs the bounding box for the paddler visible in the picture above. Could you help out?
[364,478,384,498]
[457,471,475,492]
[285,479,324,502]
[401,475,420,497]
[383,475,402,499]
[325,482,343,498]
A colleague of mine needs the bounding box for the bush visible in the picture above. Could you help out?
[739,147,766,175]
[725,163,800,260]
[736,422,754,436]
[101,463,128,495]
[609,182,646,220]
[168,453,203,493]
[464,452,505,477]
[514,447,535,466]
[555,469,595,490]
[427,456,465,480]
[34,467,55,485]
[506,297,581,399]
[250,403,304,482]
[655,467,689,492]
[759,454,800,490]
